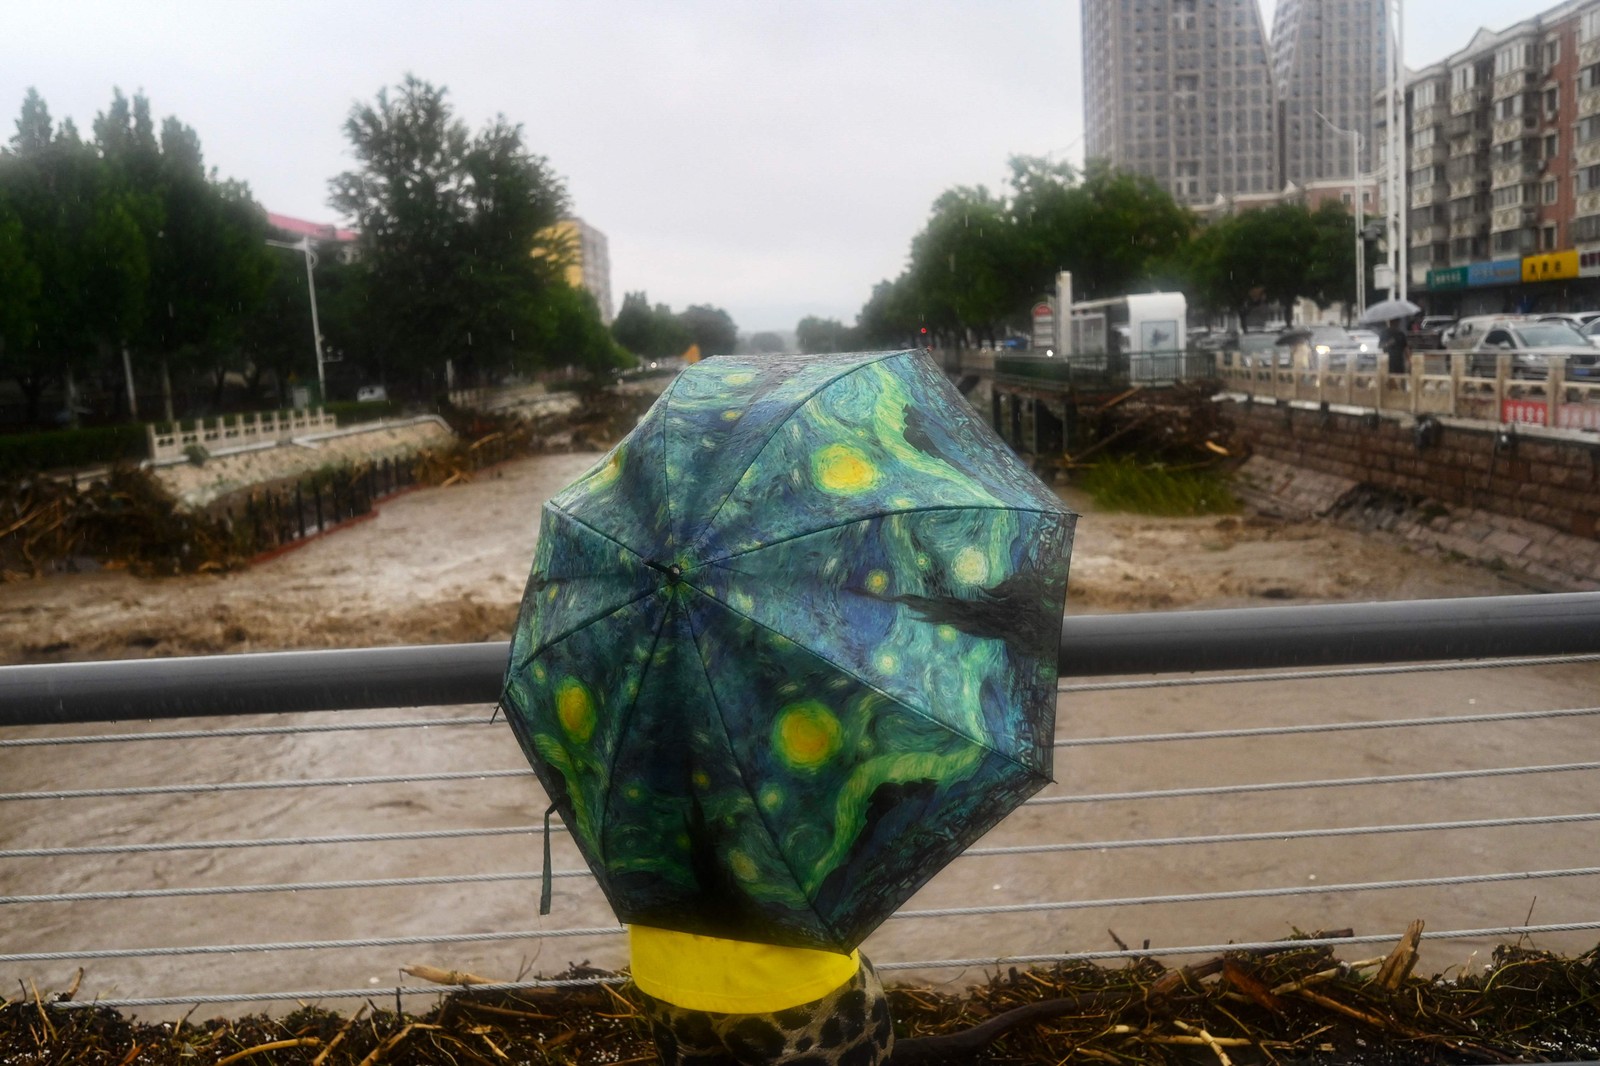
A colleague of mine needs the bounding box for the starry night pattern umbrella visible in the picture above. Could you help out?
[501,349,1076,953]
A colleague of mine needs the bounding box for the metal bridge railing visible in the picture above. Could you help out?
[3,592,1599,1015]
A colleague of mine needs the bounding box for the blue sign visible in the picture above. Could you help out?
[1467,259,1522,287]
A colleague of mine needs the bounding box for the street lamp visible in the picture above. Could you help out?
[1315,109,1366,320]
[265,236,327,403]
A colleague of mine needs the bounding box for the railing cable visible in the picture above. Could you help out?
[42,922,1600,1010]
[1059,705,1600,747]
[1057,652,1600,693]
[10,866,1596,964]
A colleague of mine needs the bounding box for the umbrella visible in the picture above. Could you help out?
[1358,298,1422,325]
[501,349,1075,952]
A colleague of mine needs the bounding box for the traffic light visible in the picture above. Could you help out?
[919,325,930,350]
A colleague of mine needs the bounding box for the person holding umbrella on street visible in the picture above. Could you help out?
[501,350,1076,1064]
[1360,298,1421,381]
[1381,317,1410,377]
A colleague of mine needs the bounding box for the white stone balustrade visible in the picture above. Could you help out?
[146,408,337,463]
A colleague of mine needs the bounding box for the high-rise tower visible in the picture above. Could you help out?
[1271,0,1392,185]
[1082,0,1279,206]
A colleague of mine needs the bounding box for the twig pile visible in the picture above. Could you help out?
[5,940,1597,1064]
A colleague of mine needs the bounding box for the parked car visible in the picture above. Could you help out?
[356,384,388,402]
[1235,331,1281,367]
[1537,311,1600,332]
[1463,319,1600,379]
[1277,325,1374,370]
[1410,315,1454,351]
[1444,314,1532,350]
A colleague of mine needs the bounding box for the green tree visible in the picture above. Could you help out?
[1305,201,1359,313]
[0,199,40,370]
[2,89,150,423]
[1009,156,1192,303]
[745,331,787,353]
[532,281,631,375]
[905,185,1020,346]
[854,277,919,348]
[329,75,570,395]
[97,93,275,415]
[611,291,690,359]
[795,315,855,354]
[678,303,738,357]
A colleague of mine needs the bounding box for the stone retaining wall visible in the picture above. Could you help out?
[1226,400,1600,591]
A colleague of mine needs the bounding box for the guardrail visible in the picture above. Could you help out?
[146,409,337,463]
[1216,351,1600,430]
[993,350,1215,390]
[4,594,1599,1016]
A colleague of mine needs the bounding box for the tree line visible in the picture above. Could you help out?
[806,156,1363,351]
[0,77,744,430]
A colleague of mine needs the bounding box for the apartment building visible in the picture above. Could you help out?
[1408,0,1600,312]
[1083,0,1279,206]
[540,217,615,323]
[1272,0,1392,186]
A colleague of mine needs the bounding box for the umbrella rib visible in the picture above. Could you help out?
[684,350,907,556]
[592,589,675,871]
[685,587,1046,795]
[688,503,1069,573]
[518,586,661,669]
[659,368,689,555]
[679,586,840,943]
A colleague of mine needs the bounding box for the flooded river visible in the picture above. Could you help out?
[3,452,1597,1019]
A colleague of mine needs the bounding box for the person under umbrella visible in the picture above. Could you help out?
[502,350,1075,1064]
[1381,318,1410,377]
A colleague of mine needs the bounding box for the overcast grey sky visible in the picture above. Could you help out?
[2,0,1551,333]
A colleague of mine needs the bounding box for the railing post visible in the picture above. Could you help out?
[1495,354,1512,423]
[1450,352,1465,418]
[1547,355,1565,429]
[1410,354,1424,415]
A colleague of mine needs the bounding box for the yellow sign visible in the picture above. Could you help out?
[1522,250,1579,282]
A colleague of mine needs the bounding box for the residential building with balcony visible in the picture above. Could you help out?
[1403,1,1600,314]
[1083,0,1279,207]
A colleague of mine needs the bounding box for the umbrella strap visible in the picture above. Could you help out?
[540,803,556,915]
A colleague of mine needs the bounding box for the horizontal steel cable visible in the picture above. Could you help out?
[963,810,1600,858]
[1033,761,1600,804]
[1056,652,1600,692]
[0,926,626,963]
[891,866,1600,920]
[0,716,491,748]
[11,705,1595,757]
[0,768,536,803]
[11,813,1598,905]
[870,921,1600,971]
[0,824,557,860]
[6,752,1593,800]
[0,868,583,905]
[1058,705,1600,747]
[10,866,1596,964]
[43,921,1600,1010]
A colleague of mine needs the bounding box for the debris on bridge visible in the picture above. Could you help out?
[6,934,1597,1064]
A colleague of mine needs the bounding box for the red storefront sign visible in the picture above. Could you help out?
[1501,399,1548,426]
[1556,404,1600,430]
[1501,400,1600,430]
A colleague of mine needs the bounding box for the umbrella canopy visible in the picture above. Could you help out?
[502,349,1075,952]
[1358,298,1422,325]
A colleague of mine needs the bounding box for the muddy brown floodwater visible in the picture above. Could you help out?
[3,451,1597,1019]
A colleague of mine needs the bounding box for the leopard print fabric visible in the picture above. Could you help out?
[637,956,894,1065]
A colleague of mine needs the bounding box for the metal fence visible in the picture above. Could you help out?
[3,593,1599,1016]
[993,350,1215,391]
